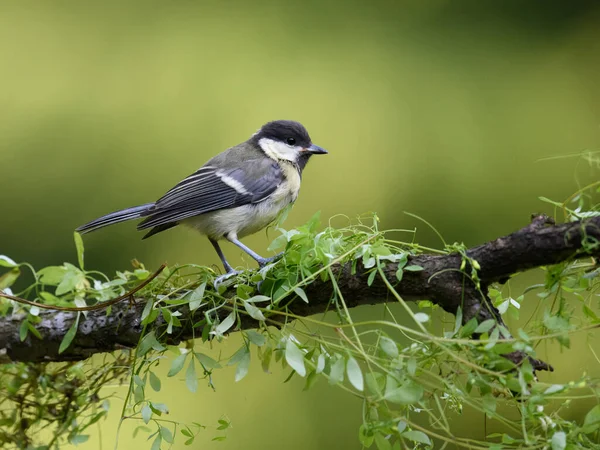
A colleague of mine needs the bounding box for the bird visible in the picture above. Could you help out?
[76,120,328,284]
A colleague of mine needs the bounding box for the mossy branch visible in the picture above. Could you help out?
[1,214,597,366]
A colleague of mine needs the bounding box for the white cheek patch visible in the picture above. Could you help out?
[258,138,301,162]
[216,170,249,195]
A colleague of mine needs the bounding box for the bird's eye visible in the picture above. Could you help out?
[286,137,296,146]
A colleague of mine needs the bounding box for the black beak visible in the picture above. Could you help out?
[307,144,328,154]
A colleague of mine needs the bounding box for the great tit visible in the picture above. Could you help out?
[76,120,327,282]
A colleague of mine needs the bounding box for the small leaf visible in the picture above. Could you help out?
[73,232,85,270]
[186,359,197,393]
[141,405,152,424]
[149,371,161,392]
[374,433,392,450]
[402,430,431,445]
[160,426,174,444]
[403,265,423,272]
[19,320,28,342]
[215,312,236,335]
[316,354,325,374]
[379,337,399,358]
[235,348,251,382]
[59,314,80,354]
[37,266,68,285]
[150,434,162,450]
[138,331,165,356]
[303,369,319,391]
[188,282,206,311]
[0,267,21,289]
[544,384,564,395]
[195,352,222,369]
[329,356,345,385]
[243,301,265,321]
[346,356,364,391]
[69,435,89,445]
[582,404,600,433]
[245,330,266,347]
[385,381,423,404]
[285,337,306,377]
[551,431,566,450]
[293,287,309,303]
[0,255,17,268]
[475,319,496,334]
[168,353,188,377]
[395,267,404,282]
[245,295,271,303]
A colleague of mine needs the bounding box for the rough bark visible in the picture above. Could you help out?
[1,214,596,368]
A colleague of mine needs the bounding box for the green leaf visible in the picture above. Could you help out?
[188,282,206,311]
[402,430,431,445]
[385,381,424,404]
[150,402,169,414]
[141,405,152,424]
[73,232,85,270]
[303,370,319,391]
[194,352,222,369]
[245,330,266,347]
[149,371,161,392]
[186,359,197,393]
[374,433,392,450]
[285,337,306,377]
[379,336,399,358]
[551,431,566,450]
[329,356,345,385]
[404,265,423,271]
[0,267,21,289]
[235,348,251,382]
[293,287,309,303]
[316,353,325,374]
[150,434,162,450]
[168,353,188,377]
[0,255,17,268]
[59,314,79,353]
[19,320,28,342]
[160,426,174,443]
[245,295,271,303]
[138,331,165,356]
[243,301,265,321]
[215,312,236,335]
[368,269,377,286]
[544,384,564,395]
[37,266,68,285]
[395,267,404,282]
[475,319,496,334]
[582,404,600,433]
[346,356,364,391]
[69,434,89,445]
[482,394,496,415]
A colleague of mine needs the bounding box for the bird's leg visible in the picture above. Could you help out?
[209,238,242,287]
[226,234,283,267]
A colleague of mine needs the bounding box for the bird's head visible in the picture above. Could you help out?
[252,120,327,168]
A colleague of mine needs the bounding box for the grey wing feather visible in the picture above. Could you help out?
[137,158,283,230]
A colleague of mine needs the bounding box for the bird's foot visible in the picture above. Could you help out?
[214,269,243,290]
[256,252,284,268]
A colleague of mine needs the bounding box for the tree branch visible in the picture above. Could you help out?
[1,214,597,366]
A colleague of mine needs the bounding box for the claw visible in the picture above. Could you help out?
[257,252,284,268]
[213,269,243,290]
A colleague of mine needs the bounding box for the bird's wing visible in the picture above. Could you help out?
[137,156,283,230]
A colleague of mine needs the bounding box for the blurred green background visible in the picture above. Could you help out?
[2,1,600,448]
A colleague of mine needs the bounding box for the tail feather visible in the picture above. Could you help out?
[76,203,154,234]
